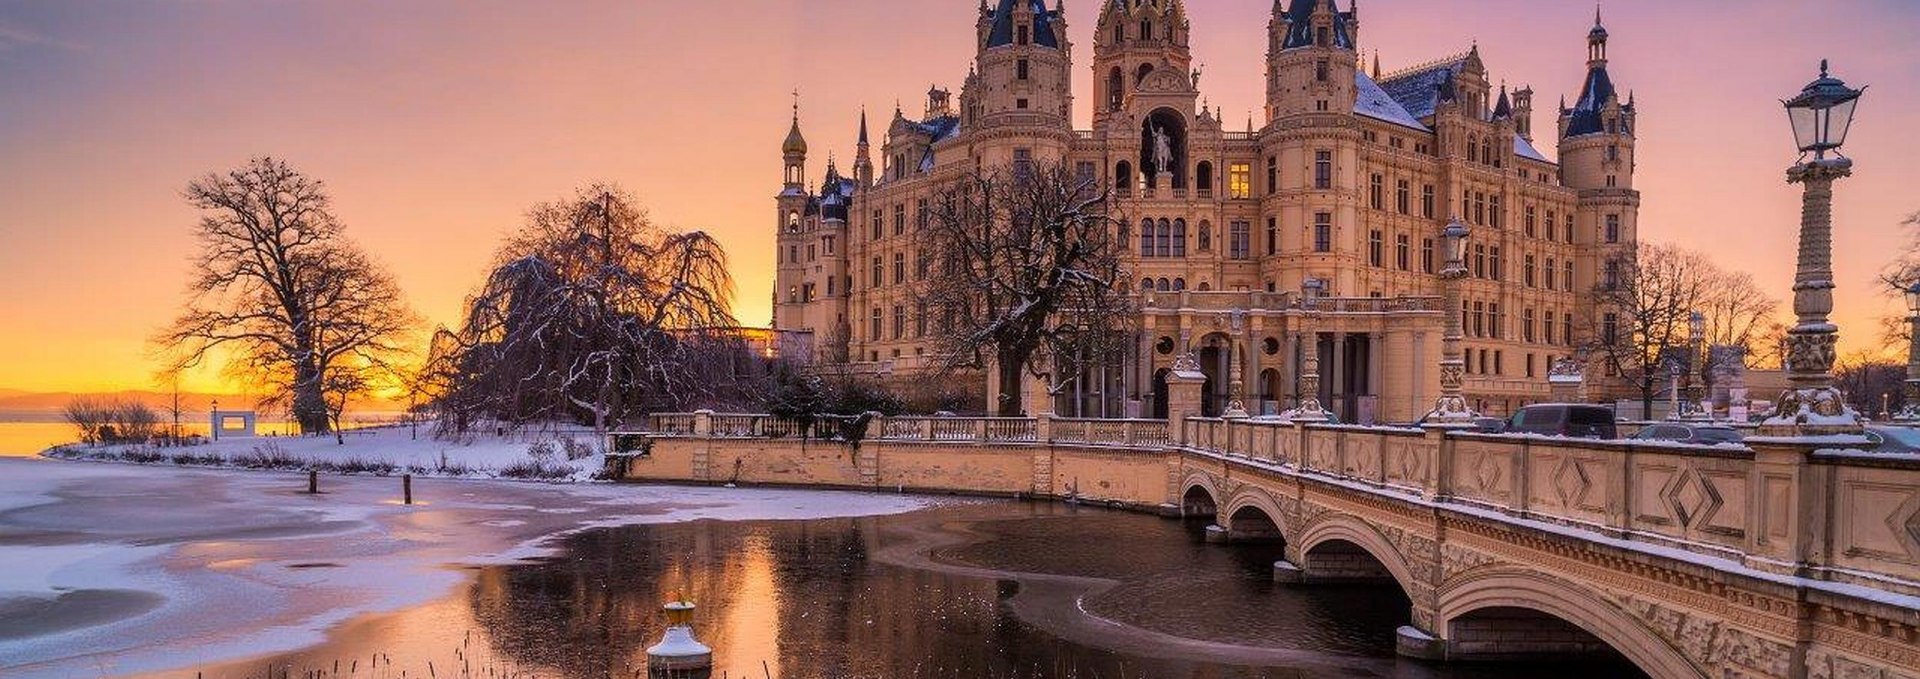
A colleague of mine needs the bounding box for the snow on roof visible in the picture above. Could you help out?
[1515,135,1553,164]
[1355,71,1430,132]
[1378,55,1467,121]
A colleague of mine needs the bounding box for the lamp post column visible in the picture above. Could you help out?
[1765,158,1858,434]
[1426,219,1476,425]
[1899,308,1920,424]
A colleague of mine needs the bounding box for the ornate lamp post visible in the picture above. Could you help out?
[1895,281,1920,424]
[1763,60,1866,436]
[1291,279,1329,422]
[1684,311,1711,421]
[210,398,220,441]
[1425,218,1478,425]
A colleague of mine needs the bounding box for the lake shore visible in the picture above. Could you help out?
[0,459,939,679]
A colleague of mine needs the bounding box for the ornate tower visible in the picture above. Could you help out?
[1092,0,1194,126]
[962,0,1073,161]
[1556,9,1640,356]
[1265,0,1358,123]
[774,104,813,332]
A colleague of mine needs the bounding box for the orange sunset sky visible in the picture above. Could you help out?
[1,0,1917,394]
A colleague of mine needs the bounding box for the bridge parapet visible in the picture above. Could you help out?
[617,412,1920,678]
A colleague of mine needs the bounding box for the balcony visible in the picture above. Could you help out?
[1138,291,1444,314]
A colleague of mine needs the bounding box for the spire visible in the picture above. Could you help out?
[858,107,870,145]
[1371,50,1382,79]
[782,89,808,156]
[1493,84,1513,120]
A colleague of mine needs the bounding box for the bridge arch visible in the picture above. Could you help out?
[1178,476,1219,518]
[1295,515,1418,593]
[1218,488,1289,544]
[1437,569,1697,679]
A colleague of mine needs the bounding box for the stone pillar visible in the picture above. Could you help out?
[1761,158,1862,436]
[1548,357,1586,403]
[1165,354,1208,421]
[1291,320,1328,422]
[1426,219,1478,424]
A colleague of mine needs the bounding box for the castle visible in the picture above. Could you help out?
[773,0,1639,424]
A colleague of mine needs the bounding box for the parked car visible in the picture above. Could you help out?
[1633,423,1744,445]
[1504,404,1619,440]
[1863,426,1920,454]
[1470,417,1508,433]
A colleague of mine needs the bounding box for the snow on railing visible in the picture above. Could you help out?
[650,414,697,437]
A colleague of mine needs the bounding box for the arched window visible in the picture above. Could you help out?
[1141,20,1153,42]
[1156,218,1172,258]
[1172,219,1187,257]
[1173,277,1186,291]
[1137,63,1154,85]
[1481,139,1493,165]
[1197,220,1212,252]
[1466,134,1478,161]
[1107,67,1124,111]
[1156,278,1171,292]
[1195,161,1213,194]
[1116,161,1134,195]
[1141,277,1154,291]
[1113,24,1124,45]
[1139,218,1155,257]
[1198,282,1212,292]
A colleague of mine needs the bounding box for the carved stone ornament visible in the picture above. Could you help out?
[1170,352,1202,374]
[1785,332,1839,375]
[1549,357,1585,379]
[1439,362,1465,391]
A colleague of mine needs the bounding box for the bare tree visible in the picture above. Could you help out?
[1588,243,1713,417]
[433,185,738,438]
[1834,351,1908,418]
[157,158,418,437]
[1696,267,1785,393]
[917,160,1135,417]
[63,397,111,446]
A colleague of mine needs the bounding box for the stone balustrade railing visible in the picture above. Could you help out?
[627,411,1920,597]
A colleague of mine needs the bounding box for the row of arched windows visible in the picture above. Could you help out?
[1464,133,1503,168]
[1114,160,1214,193]
[1132,218,1218,258]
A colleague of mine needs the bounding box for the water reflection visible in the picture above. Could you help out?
[197,502,1646,679]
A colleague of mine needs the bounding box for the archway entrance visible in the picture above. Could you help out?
[1151,368,1170,420]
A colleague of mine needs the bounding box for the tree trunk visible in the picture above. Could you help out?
[292,360,331,435]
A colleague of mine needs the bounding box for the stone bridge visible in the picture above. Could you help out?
[613,412,1920,679]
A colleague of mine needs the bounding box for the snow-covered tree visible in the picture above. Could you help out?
[916,160,1134,417]
[432,185,739,437]
[158,157,417,436]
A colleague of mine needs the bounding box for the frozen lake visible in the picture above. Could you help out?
[0,461,1643,678]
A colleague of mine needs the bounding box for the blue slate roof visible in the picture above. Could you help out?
[1279,0,1353,50]
[1378,55,1467,121]
[1354,71,1429,132]
[986,0,1060,49]
[916,116,963,143]
[1515,136,1552,164]
[1565,65,1619,137]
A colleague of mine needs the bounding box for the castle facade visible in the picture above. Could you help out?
[773,0,1639,424]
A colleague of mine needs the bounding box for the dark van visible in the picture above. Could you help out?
[1505,404,1618,440]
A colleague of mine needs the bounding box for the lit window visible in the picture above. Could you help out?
[1228,163,1251,199]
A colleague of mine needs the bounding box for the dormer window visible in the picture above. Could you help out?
[1141,20,1153,41]
[1017,24,1029,45]
[1316,60,1329,82]
[1113,25,1124,44]
[1017,59,1029,80]
[1317,27,1329,47]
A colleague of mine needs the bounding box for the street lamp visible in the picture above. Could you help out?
[1763,61,1867,436]
[1685,311,1709,421]
[1425,218,1477,426]
[1291,278,1329,422]
[210,398,220,441]
[1895,281,1920,424]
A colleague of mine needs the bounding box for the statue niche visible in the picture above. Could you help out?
[1140,108,1188,191]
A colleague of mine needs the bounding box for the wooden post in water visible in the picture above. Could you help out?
[403,474,413,505]
[307,470,318,495]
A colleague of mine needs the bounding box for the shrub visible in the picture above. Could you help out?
[559,437,595,461]
[499,458,574,480]
[525,440,557,461]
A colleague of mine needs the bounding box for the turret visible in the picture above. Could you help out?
[853,108,874,187]
[782,97,808,192]
[1557,9,1637,191]
[1513,86,1535,140]
[969,0,1073,125]
[1264,0,1357,123]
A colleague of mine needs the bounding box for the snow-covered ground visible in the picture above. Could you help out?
[46,424,611,482]
[0,458,940,679]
